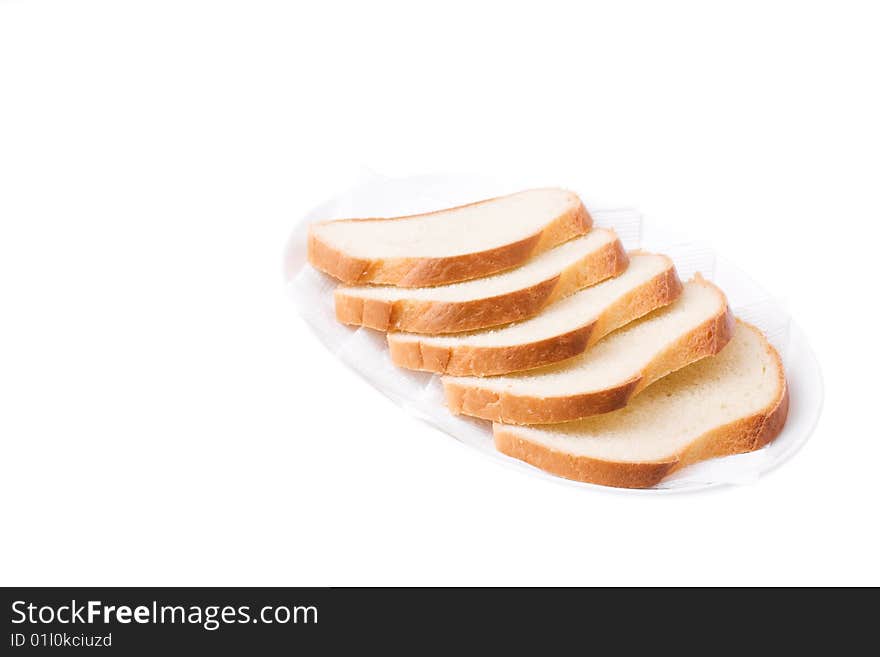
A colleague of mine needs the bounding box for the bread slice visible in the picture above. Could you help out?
[334,229,627,333]
[387,253,682,376]
[443,276,733,423]
[308,188,591,287]
[494,321,789,488]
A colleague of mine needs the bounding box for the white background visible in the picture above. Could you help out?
[1,1,877,586]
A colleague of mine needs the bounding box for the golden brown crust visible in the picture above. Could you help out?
[588,260,683,342]
[637,280,734,394]
[446,376,643,425]
[443,283,734,424]
[387,323,597,377]
[334,237,628,333]
[493,428,678,488]
[307,192,592,287]
[387,258,682,376]
[492,322,789,489]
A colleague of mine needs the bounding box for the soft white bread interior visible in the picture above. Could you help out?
[387,253,681,376]
[308,188,590,287]
[334,229,627,333]
[443,276,733,423]
[493,321,789,488]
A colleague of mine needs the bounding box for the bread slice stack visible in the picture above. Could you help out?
[334,229,628,332]
[307,188,789,489]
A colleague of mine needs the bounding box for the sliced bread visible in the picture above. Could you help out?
[308,188,590,287]
[443,276,733,423]
[334,229,627,333]
[387,253,682,376]
[493,321,789,489]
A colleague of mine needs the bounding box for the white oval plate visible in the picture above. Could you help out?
[283,174,823,494]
